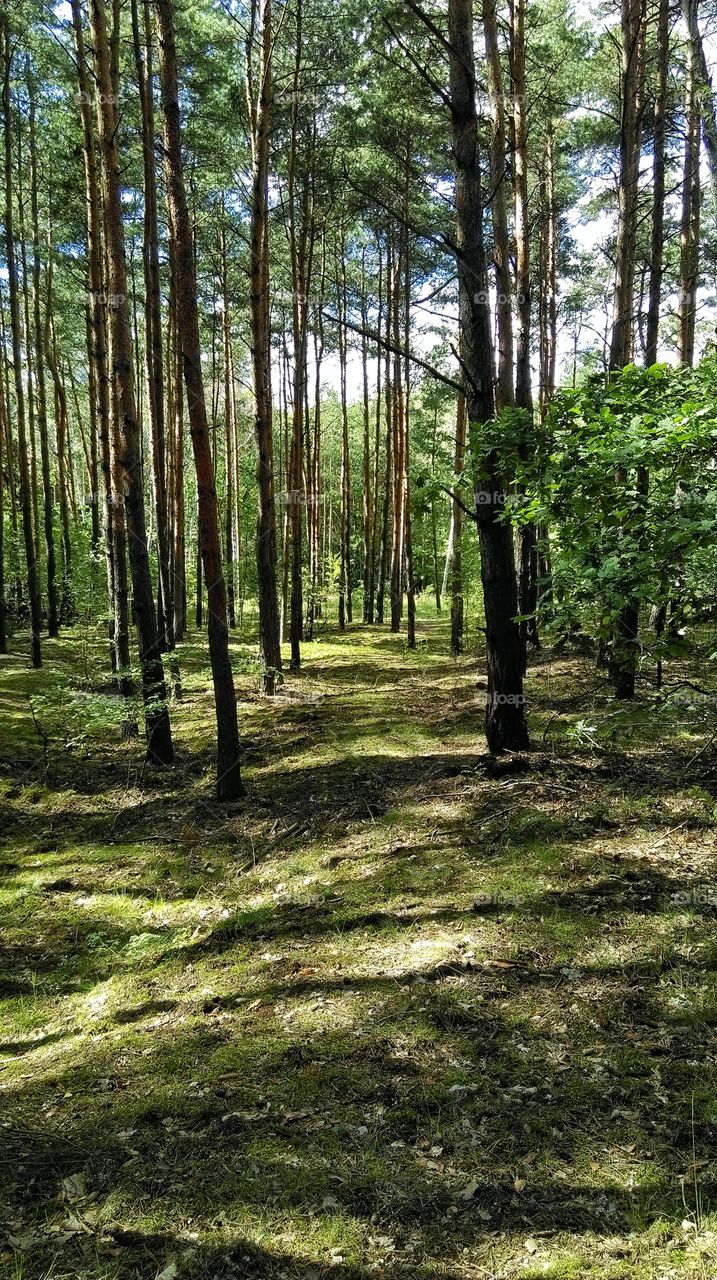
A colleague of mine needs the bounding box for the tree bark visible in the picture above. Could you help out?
[609,0,646,368]
[482,0,514,410]
[131,0,176,668]
[156,0,243,797]
[448,0,529,752]
[246,0,282,693]
[27,61,59,637]
[678,39,701,366]
[644,0,669,366]
[88,0,173,762]
[2,17,42,668]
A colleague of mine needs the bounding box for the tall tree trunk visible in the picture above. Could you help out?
[70,0,127,679]
[169,269,187,641]
[538,127,558,416]
[0,366,5,652]
[156,0,243,797]
[644,0,669,365]
[221,223,236,629]
[361,250,373,623]
[131,0,176,669]
[482,0,514,409]
[376,249,393,626]
[510,0,539,656]
[2,18,42,667]
[609,0,646,368]
[286,0,311,668]
[610,0,646,698]
[678,41,701,366]
[389,241,405,633]
[448,0,528,751]
[27,62,59,637]
[430,409,442,614]
[88,0,173,762]
[682,0,717,211]
[45,310,72,620]
[402,216,416,650]
[450,391,466,656]
[246,0,282,692]
[367,235,383,624]
[337,228,353,630]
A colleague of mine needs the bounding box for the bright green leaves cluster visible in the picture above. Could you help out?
[479,359,717,648]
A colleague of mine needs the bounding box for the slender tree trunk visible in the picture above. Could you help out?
[367,236,383,624]
[389,242,405,633]
[156,0,243,796]
[246,0,282,692]
[402,216,416,650]
[132,0,176,671]
[27,64,59,637]
[221,224,236,628]
[450,392,466,655]
[169,271,186,641]
[609,0,646,368]
[45,314,73,620]
[89,0,173,762]
[448,0,528,751]
[18,142,41,567]
[610,0,646,698]
[376,250,393,626]
[483,0,514,409]
[509,0,539,656]
[538,127,558,416]
[430,409,442,613]
[3,18,41,667]
[678,41,701,366]
[337,229,353,630]
[644,0,668,365]
[360,250,373,622]
[683,0,717,212]
[71,0,128,678]
[0,370,5,652]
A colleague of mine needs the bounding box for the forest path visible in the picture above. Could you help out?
[1,619,717,1278]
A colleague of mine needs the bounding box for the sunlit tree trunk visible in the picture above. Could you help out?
[131,0,177,675]
[609,0,646,368]
[220,223,236,629]
[483,0,514,410]
[89,0,173,762]
[2,17,42,668]
[677,41,701,366]
[645,0,668,366]
[448,0,528,751]
[156,0,243,796]
[449,391,466,656]
[337,227,353,630]
[246,0,282,692]
[27,63,59,637]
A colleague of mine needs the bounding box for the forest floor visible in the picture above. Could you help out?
[2,610,717,1280]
